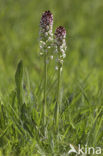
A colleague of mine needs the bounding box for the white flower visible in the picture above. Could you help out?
[50,55,53,60]
[55,66,58,70]
[54,26,67,69]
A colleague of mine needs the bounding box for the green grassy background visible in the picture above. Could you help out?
[0,0,103,155]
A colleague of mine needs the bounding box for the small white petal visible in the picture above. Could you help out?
[63,53,66,58]
[46,25,49,31]
[61,49,65,54]
[40,53,43,56]
[48,46,51,49]
[45,32,48,37]
[60,60,64,64]
[55,66,58,70]
[50,55,53,60]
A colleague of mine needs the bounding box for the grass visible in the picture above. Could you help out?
[0,0,103,155]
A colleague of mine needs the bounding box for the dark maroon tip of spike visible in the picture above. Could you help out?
[40,10,53,29]
[55,26,66,39]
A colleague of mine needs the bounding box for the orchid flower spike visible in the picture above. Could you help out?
[54,26,67,71]
[40,10,53,57]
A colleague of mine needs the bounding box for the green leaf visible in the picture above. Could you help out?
[15,60,23,106]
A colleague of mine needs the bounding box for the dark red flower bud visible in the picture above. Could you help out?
[55,26,66,41]
[40,10,53,30]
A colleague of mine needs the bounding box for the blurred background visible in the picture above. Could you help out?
[0,0,103,95]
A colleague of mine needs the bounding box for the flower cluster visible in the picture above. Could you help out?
[54,26,67,70]
[39,11,67,131]
[40,11,53,56]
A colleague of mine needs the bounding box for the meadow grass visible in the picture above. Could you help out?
[0,0,103,155]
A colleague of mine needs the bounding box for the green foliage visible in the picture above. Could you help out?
[15,60,23,106]
[0,0,103,155]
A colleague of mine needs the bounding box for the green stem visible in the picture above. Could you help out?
[56,65,61,129]
[43,53,47,127]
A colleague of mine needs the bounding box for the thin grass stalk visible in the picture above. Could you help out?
[56,65,61,129]
[43,53,47,127]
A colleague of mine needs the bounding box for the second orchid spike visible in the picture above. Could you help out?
[54,26,67,69]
